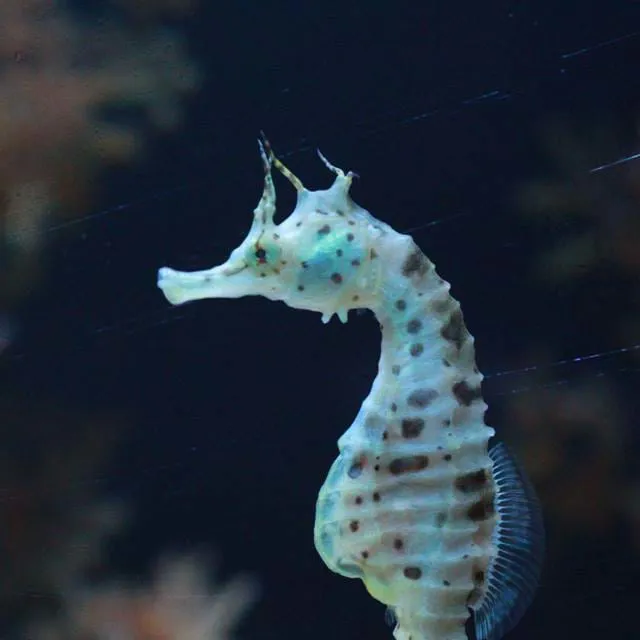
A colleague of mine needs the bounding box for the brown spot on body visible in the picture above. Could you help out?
[401,417,425,438]
[395,299,407,311]
[361,550,369,559]
[406,318,422,334]
[403,566,422,580]
[401,246,430,278]
[318,224,331,235]
[455,469,488,493]
[390,402,398,412]
[393,538,404,550]
[407,388,438,408]
[441,309,466,350]
[389,455,429,475]
[347,233,354,241]
[355,496,363,505]
[467,493,496,521]
[330,273,343,284]
[409,343,424,357]
[452,380,483,406]
[373,491,381,502]
[443,453,452,462]
[430,296,453,315]
[370,248,378,259]
[349,520,360,532]
[351,259,361,266]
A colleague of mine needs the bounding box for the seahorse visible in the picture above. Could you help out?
[157,137,544,640]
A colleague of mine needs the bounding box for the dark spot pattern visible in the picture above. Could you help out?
[401,417,425,439]
[403,566,422,580]
[349,520,360,532]
[370,248,378,259]
[407,388,438,408]
[467,493,496,521]
[318,224,331,235]
[361,550,369,559]
[391,365,401,375]
[390,402,398,412]
[355,496,363,505]
[430,297,453,314]
[373,492,381,502]
[409,343,424,357]
[351,259,361,266]
[455,469,488,493]
[389,455,429,475]
[443,453,452,462]
[443,580,451,586]
[393,538,404,550]
[441,309,466,350]
[474,570,485,585]
[435,512,447,527]
[395,299,407,311]
[336,248,343,257]
[330,273,343,284]
[347,233,355,241]
[297,285,305,291]
[453,380,483,406]
[401,246,430,278]
[406,318,422,334]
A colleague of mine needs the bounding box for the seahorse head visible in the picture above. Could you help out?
[158,139,384,323]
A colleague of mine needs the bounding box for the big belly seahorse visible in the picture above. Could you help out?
[157,136,544,640]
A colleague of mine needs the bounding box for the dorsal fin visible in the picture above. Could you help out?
[474,442,545,640]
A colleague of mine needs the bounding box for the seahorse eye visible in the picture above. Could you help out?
[255,247,267,263]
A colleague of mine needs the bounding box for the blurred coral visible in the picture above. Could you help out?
[0,0,200,306]
[503,367,625,537]
[516,119,640,280]
[0,396,126,621]
[28,554,259,640]
[508,117,640,550]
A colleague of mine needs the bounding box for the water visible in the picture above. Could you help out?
[0,1,638,638]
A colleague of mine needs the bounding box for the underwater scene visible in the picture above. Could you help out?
[0,1,638,639]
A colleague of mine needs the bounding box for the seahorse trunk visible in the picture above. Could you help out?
[315,232,495,640]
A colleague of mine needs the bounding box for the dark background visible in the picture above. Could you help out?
[4,1,640,638]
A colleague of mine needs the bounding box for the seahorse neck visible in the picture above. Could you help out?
[339,230,492,452]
